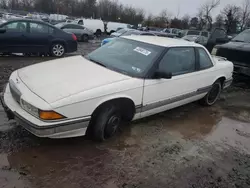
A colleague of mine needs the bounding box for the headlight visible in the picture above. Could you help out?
[211,48,218,55]
[21,99,65,120]
[21,99,39,118]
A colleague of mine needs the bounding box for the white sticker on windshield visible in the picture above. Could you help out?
[133,47,151,56]
[132,66,141,73]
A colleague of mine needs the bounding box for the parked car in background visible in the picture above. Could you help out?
[1,36,233,141]
[102,29,176,46]
[211,29,250,77]
[106,21,131,34]
[0,19,77,57]
[182,30,210,38]
[102,29,156,45]
[55,23,94,42]
[182,35,208,46]
[162,28,181,35]
[74,19,104,36]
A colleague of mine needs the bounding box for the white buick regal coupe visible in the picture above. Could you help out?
[1,36,233,141]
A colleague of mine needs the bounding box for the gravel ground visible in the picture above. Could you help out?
[0,41,250,188]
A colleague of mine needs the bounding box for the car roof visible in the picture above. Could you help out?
[121,35,202,47]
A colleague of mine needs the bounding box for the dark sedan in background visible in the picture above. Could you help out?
[0,19,77,57]
[55,23,94,42]
[211,29,250,77]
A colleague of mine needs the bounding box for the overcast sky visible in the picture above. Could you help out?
[118,0,238,18]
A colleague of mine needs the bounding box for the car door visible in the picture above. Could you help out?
[0,21,28,53]
[141,47,204,118]
[26,22,54,53]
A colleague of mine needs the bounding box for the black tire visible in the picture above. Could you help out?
[50,43,65,57]
[92,103,121,141]
[200,80,222,106]
[95,29,102,37]
[81,34,89,42]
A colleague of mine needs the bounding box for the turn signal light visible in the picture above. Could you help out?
[39,110,65,120]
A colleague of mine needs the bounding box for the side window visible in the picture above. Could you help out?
[140,33,155,36]
[30,23,53,34]
[62,24,71,29]
[1,21,27,32]
[198,48,213,70]
[78,20,83,25]
[159,48,196,76]
[72,25,84,29]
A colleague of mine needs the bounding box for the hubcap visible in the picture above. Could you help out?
[105,115,120,137]
[52,44,64,57]
[207,84,220,104]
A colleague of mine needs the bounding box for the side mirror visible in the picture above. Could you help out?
[0,28,6,34]
[154,71,172,79]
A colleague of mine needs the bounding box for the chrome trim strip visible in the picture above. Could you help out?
[137,85,212,113]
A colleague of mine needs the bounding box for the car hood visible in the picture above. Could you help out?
[17,55,131,103]
[217,41,250,51]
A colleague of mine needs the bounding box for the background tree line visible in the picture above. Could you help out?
[1,0,250,33]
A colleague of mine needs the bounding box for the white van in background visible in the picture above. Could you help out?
[106,22,132,34]
[74,19,104,35]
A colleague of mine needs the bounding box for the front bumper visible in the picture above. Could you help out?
[223,78,233,89]
[0,89,90,138]
[234,64,250,77]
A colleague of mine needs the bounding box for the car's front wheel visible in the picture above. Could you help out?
[92,103,121,141]
[200,80,222,106]
[51,43,65,57]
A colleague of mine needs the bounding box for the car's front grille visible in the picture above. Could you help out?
[9,80,21,104]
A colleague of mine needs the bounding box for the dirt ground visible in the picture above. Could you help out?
[0,41,250,188]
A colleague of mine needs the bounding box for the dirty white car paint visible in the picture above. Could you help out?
[1,36,234,140]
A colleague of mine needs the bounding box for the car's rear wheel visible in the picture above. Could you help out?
[51,43,65,57]
[200,80,222,106]
[81,34,89,42]
[92,103,121,141]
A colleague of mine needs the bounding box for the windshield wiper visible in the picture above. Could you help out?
[231,39,245,42]
[87,57,106,67]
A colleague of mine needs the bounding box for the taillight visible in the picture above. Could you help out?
[72,34,77,41]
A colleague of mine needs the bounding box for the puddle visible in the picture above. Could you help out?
[0,153,29,188]
[206,117,250,153]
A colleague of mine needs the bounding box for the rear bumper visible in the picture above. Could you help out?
[66,41,78,53]
[0,89,90,138]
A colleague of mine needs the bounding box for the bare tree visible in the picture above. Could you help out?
[214,14,224,28]
[200,0,220,30]
[239,0,250,31]
[222,4,241,34]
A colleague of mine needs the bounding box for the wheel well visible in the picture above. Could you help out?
[92,98,136,122]
[216,77,226,86]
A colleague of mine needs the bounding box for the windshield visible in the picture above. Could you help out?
[232,29,250,42]
[187,30,200,35]
[87,38,164,77]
